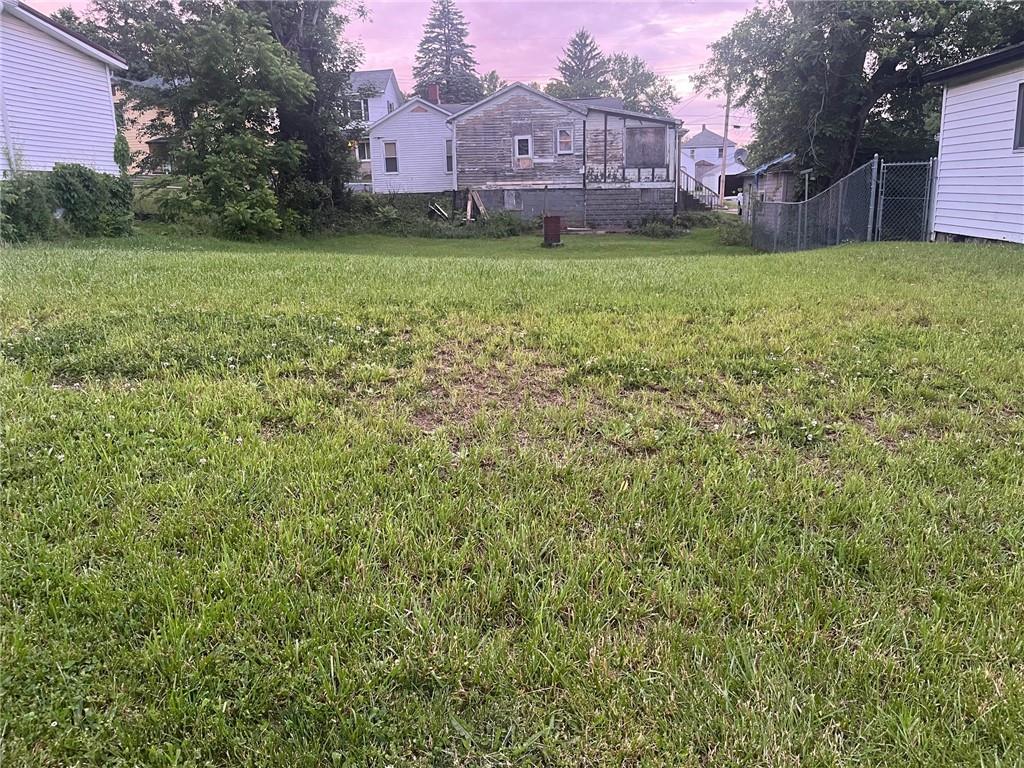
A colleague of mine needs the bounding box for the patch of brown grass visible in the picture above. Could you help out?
[412,339,569,433]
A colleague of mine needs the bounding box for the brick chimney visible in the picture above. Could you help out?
[426,83,441,105]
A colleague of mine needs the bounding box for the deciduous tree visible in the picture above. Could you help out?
[480,70,507,96]
[607,53,679,117]
[695,0,1024,183]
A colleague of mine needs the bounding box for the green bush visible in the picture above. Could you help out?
[675,211,722,229]
[334,193,536,240]
[0,165,134,243]
[49,164,134,237]
[633,220,684,239]
[0,173,57,243]
[718,217,752,246]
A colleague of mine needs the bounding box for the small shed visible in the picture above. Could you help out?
[741,152,798,221]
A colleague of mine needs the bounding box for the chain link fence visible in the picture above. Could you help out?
[751,160,877,252]
[749,157,935,253]
[876,160,935,242]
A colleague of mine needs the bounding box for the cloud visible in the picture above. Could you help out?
[37,0,756,141]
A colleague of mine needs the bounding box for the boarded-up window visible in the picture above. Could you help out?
[624,127,666,167]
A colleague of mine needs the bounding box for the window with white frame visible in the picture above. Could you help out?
[556,126,573,154]
[445,139,453,173]
[514,134,532,159]
[357,140,371,161]
[387,101,395,114]
[347,98,369,121]
[383,141,398,173]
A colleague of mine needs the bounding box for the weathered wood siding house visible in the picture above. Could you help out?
[449,84,681,227]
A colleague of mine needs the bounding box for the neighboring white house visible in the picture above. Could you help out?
[924,42,1024,244]
[0,0,127,175]
[679,124,747,195]
[367,97,463,193]
[348,69,404,183]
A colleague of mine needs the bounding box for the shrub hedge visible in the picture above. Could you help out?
[0,164,133,243]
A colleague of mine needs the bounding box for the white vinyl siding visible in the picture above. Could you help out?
[932,61,1024,244]
[369,100,454,193]
[0,12,120,174]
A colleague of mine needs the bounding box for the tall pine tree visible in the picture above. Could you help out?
[413,0,482,103]
[546,29,608,99]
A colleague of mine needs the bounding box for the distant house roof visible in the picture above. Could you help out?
[4,1,127,69]
[367,96,455,131]
[349,69,402,98]
[681,125,737,149]
[447,82,680,126]
[746,152,798,177]
[922,41,1024,84]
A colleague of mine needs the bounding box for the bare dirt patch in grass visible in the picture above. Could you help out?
[412,339,570,433]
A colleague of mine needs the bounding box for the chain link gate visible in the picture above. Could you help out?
[875,160,935,241]
[750,155,936,252]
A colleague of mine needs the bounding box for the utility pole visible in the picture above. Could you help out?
[719,86,731,208]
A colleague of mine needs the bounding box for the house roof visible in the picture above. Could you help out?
[588,105,680,126]
[447,82,589,122]
[681,125,737,149]
[367,96,454,131]
[4,1,127,70]
[447,82,680,126]
[922,41,1024,84]
[350,69,400,96]
[564,97,626,110]
[745,152,798,177]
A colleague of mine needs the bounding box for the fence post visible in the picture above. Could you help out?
[835,178,844,246]
[874,161,886,242]
[922,157,934,241]
[866,154,879,243]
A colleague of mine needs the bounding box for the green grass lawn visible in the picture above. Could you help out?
[2,229,1023,766]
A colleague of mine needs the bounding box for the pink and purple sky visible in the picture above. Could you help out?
[35,0,757,143]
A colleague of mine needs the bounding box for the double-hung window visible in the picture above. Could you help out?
[514,134,532,159]
[445,139,453,173]
[556,127,573,154]
[383,141,398,173]
[356,140,371,161]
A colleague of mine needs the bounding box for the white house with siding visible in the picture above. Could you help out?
[924,42,1024,244]
[0,0,127,175]
[679,124,747,195]
[367,97,462,193]
[348,69,404,183]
